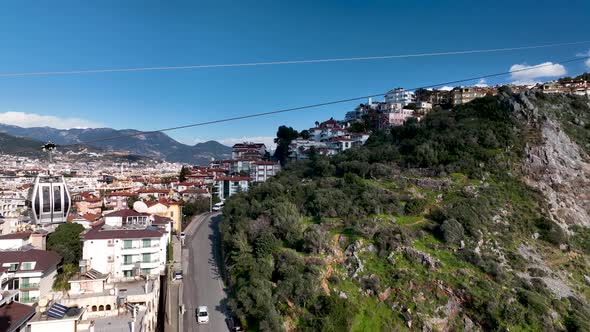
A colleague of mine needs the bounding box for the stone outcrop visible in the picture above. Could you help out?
[506,92,590,229]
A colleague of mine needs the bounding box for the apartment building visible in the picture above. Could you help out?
[81,215,168,279]
[452,86,496,105]
[250,161,281,182]
[214,176,251,200]
[0,248,61,304]
[384,88,415,106]
[0,192,26,219]
[232,143,267,159]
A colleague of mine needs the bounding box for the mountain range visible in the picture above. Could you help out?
[0,124,232,164]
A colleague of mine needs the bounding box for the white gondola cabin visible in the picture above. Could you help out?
[28,175,71,224]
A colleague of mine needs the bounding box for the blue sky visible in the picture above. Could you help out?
[1,0,590,147]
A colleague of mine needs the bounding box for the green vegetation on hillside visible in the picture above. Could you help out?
[221,96,590,331]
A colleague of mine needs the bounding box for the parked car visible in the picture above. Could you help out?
[173,271,183,280]
[226,316,244,331]
[179,232,186,240]
[196,306,209,324]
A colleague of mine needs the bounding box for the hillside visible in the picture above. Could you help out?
[0,132,155,163]
[0,124,232,164]
[0,132,44,155]
[220,91,590,331]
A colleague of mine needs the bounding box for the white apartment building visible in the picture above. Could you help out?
[385,88,415,106]
[0,248,61,304]
[82,224,167,280]
[0,192,26,219]
[214,176,251,200]
[250,161,281,182]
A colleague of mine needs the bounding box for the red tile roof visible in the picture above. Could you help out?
[152,215,172,225]
[137,188,170,194]
[81,213,101,222]
[0,249,61,273]
[105,191,135,197]
[0,301,35,332]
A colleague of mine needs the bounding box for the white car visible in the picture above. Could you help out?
[196,306,209,324]
[212,202,224,211]
[173,271,183,280]
[179,232,186,240]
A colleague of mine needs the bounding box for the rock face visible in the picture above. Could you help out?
[513,93,590,229]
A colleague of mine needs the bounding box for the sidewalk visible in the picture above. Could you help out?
[164,233,183,332]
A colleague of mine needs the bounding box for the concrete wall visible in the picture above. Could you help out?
[0,238,26,250]
[39,267,57,301]
[28,319,77,332]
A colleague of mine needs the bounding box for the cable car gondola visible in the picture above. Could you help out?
[28,175,71,225]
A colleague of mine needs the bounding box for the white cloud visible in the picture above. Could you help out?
[575,50,590,70]
[509,62,566,84]
[474,78,488,87]
[0,111,100,129]
[221,136,277,150]
[439,86,454,91]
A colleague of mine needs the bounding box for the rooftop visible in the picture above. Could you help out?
[0,232,31,240]
[83,226,164,240]
[0,301,35,332]
[0,249,61,273]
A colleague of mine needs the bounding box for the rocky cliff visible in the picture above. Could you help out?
[514,92,590,230]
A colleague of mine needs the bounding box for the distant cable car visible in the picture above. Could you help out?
[28,175,71,224]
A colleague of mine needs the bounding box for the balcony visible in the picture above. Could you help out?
[20,296,39,303]
[20,283,40,290]
[121,245,160,255]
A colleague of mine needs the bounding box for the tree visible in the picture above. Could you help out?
[179,165,190,182]
[47,223,85,265]
[300,129,311,139]
[127,196,140,209]
[273,125,299,166]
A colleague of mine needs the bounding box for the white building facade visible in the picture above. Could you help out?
[82,227,167,280]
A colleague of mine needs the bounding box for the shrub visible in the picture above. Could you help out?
[440,218,465,245]
[404,198,427,215]
[535,217,567,246]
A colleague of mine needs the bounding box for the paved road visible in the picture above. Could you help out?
[182,212,229,332]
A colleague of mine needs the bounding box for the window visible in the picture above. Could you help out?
[8,263,18,272]
[123,240,133,249]
[142,239,151,248]
[99,305,104,311]
[21,262,34,270]
[42,186,51,213]
[142,253,151,263]
[53,186,61,212]
[92,305,97,312]
[170,211,174,218]
[123,270,132,277]
[141,268,151,275]
[106,304,111,310]
[123,255,133,265]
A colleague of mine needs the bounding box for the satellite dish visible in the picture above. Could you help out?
[133,201,148,213]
